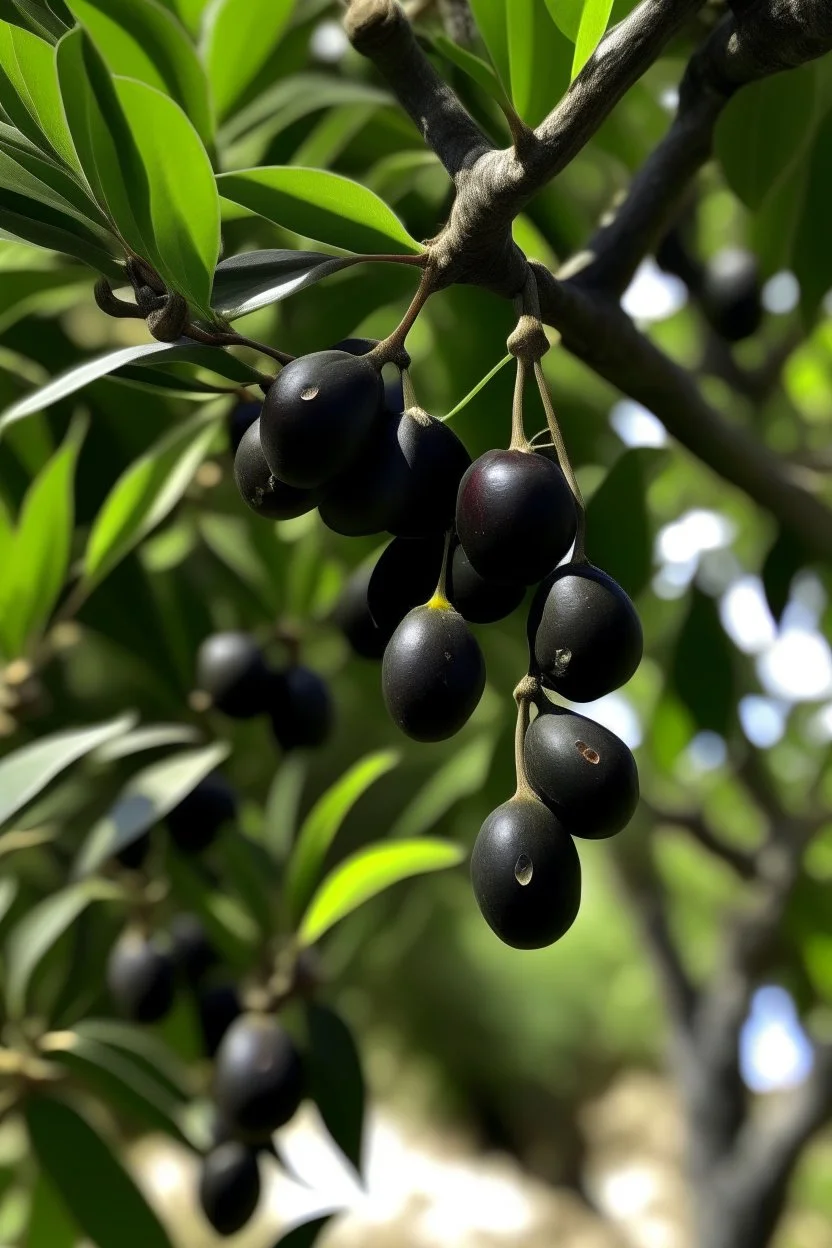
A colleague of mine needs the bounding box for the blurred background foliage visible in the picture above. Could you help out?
[0,0,831,1245]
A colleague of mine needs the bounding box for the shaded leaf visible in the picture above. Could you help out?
[389,733,497,841]
[27,1171,77,1248]
[0,194,121,276]
[75,740,230,875]
[217,167,422,255]
[65,0,214,147]
[671,588,735,737]
[25,1097,175,1248]
[83,406,223,586]
[93,722,200,763]
[428,30,510,108]
[273,1217,335,1248]
[298,838,465,947]
[584,448,663,598]
[211,247,356,320]
[762,527,807,623]
[263,753,307,863]
[74,1018,192,1098]
[202,0,294,120]
[792,108,832,318]
[0,713,134,827]
[5,878,123,1016]
[306,1003,364,1175]
[286,751,399,924]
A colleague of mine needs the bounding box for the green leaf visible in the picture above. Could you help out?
[216,167,422,255]
[27,1171,77,1248]
[93,722,200,762]
[298,838,465,947]
[792,108,832,318]
[572,0,614,77]
[584,448,663,598]
[467,0,510,90]
[211,248,355,320]
[306,1003,364,1175]
[5,878,123,1017]
[443,353,511,422]
[73,1018,192,1098]
[389,734,498,841]
[42,1033,190,1143]
[428,30,510,109]
[75,740,230,875]
[671,588,735,738]
[543,0,582,40]
[83,406,222,586]
[0,196,121,276]
[113,77,219,311]
[65,0,214,148]
[0,146,104,229]
[165,852,258,966]
[762,527,806,623]
[274,1217,334,1248]
[286,750,399,924]
[507,0,571,124]
[0,416,84,656]
[0,21,79,168]
[25,1097,175,1248]
[202,0,294,120]
[715,63,818,209]
[6,0,68,41]
[0,713,134,827]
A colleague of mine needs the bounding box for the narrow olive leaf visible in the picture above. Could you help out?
[0,877,18,925]
[507,0,572,125]
[572,0,614,77]
[0,200,122,277]
[9,0,68,41]
[113,77,220,313]
[74,1018,192,1099]
[25,1097,175,1248]
[217,167,423,256]
[119,342,266,384]
[543,0,582,40]
[427,30,511,109]
[5,878,123,1017]
[74,740,230,875]
[671,588,735,738]
[291,102,378,170]
[93,722,200,763]
[584,447,664,599]
[42,1034,191,1143]
[0,147,103,230]
[165,853,258,967]
[0,713,134,828]
[65,0,214,148]
[306,1003,365,1176]
[83,405,223,586]
[466,0,511,91]
[0,21,79,168]
[27,1171,78,1248]
[286,751,400,925]
[274,1217,335,1248]
[211,248,356,320]
[169,0,211,36]
[263,752,307,863]
[715,63,818,209]
[388,733,498,841]
[0,341,194,431]
[202,0,294,121]
[2,416,84,656]
[298,839,465,947]
[442,353,512,422]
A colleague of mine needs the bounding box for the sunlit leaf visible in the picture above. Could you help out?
[217,167,423,255]
[389,734,498,841]
[202,0,294,120]
[286,751,399,924]
[0,21,79,168]
[298,838,465,946]
[571,0,614,77]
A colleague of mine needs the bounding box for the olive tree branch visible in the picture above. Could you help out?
[643,801,758,880]
[581,0,832,294]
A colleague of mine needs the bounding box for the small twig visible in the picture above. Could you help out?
[369,264,438,366]
[644,801,758,880]
[184,323,294,367]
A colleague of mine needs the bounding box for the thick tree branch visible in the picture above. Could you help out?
[345,0,491,176]
[583,1,832,292]
[533,266,832,561]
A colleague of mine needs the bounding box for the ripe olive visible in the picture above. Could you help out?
[524,707,639,839]
[701,248,762,343]
[196,632,271,719]
[447,539,526,624]
[234,420,319,521]
[107,931,176,1023]
[333,563,387,660]
[382,599,486,741]
[214,1013,304,1142]
[260,350,383,488]
[113,830,151,870]
[270,666,333,751]
[198,983,242,1059]
[530,564,642,701]
[456,449,576,585]
[199,1142,260,1237]
[470,797,581,949]
[386,408,471,538]
[228,399,261,455]
[318,411,404,537]
[331,336,404,414]
[166,773,237,854]
[366,535,445,641]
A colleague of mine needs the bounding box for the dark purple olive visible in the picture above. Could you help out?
[107,931,176,1023]
[260,350,383,488]
[386,408,471,538]
[170,913,216,985]
[529,564,642,701]
[198,983,242,1058]
[456,449,576,585]
[214,1014,304,1142]
[269,666,333,751]
[196,632,270,719]
[366,535,445,641]
[228,399,261,455]
[447,539,526,624]
[382,600,485,741]
[166,774,237,854]
[470,797,581,949]
[234,419,319,520]
[199,1142,260,1237]
[524,707,639,839]
[333,563,387,660]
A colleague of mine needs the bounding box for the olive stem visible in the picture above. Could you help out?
[509,357,530,451]
[533,361,587,563]
[359,252,430,268]
[402,368,418,410]
[512,688,535,802]
[184,323,293,367]
[369,265,438,368]
[431,529,453,606]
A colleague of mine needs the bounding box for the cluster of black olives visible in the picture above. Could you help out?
[108,903,307,1237]
[230,332,644,951]
[195,630,332,752]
